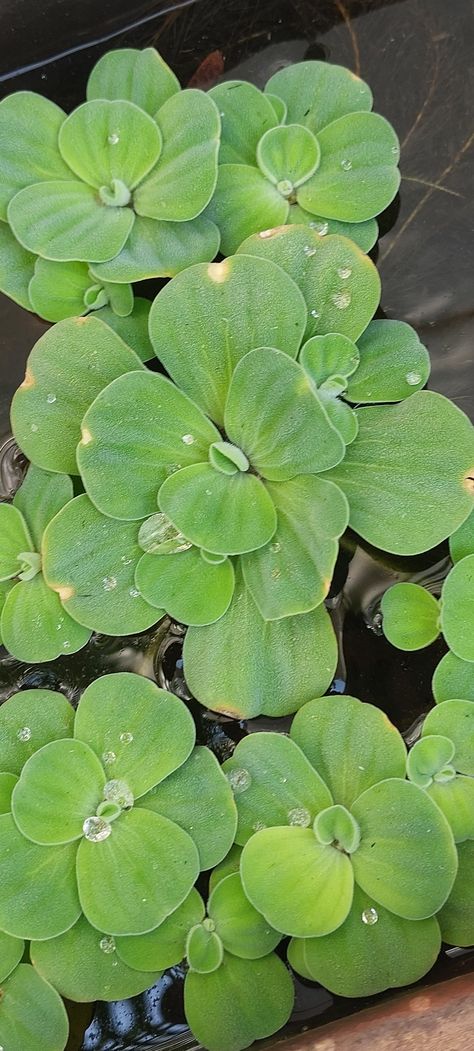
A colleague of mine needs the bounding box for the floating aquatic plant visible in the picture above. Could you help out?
[204,62,400,253]
[407,700,474,842]
[0,947,69,1051]
[0,46,220,316]
[0,674,236,938]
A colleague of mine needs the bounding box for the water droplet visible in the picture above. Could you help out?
[62,640,71,650]
[405,371,421,385]
[337,267,352,280]
[46,393,56,404]
[108,133,120,145]
[102,575,117,592]
[166,463,181,475]
[362,907,378,925]
[288,806,311,827]
[83,816,112,842]
[341,158,352,171]
[120,732,133,744]
[129,587,140,598]
[271,567,281,580]
[310,308,320,318]
[138,512,192,554]
[270,541,281,553]
[205,488,212,496]
[102,751,116,766]
[17,726,31,742]
[220,111,225,117]
[332,290,351,310]
[391,145,399,154]
[99,935,116,953]
[303,245,317,257]
[310,220,329,236]
[120,555,132,565]
[227,768,252,794]
[103,779,134,810]
[181,434,195,445]
[252,820,267,831]
[30,424,38,432]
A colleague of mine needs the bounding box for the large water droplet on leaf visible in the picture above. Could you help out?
[361,907,379,925]
[227,768,252,794]
[83,816,112,842]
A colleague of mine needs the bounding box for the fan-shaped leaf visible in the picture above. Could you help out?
[381,583,440,650]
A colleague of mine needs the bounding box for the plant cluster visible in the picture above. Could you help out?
[0,41,474,1051]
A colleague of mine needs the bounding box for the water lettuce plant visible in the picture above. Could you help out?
[224,696,457,997]
[407,700,474,843]
[0,46,220,316]
[0,674,237,938]
[0,949,68,1051]
[204,62,400,253]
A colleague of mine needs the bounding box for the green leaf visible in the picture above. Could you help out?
[134,90,220,220]
[241,825,353,936]
[0,504,32,580]
[116,889,205,971]
[209,846,242,893]
[265,61,373,134]
[290,695,407,807]
[0,964,69,1051]
[287,203,378,252]
[241,475,348,620]
[105,280,133,316]
[186,923,224,973]
[266,93,287,123]
[256,124,320,187]
[184,564,337,718]
[29,259,96,321]
[346,320,430,402]
[95,298,153,362]
[351,778,458,919]
[58,99,161,190]
[184,952,294,1051]
[43,494,161,635]
[0,930,24,983]
[149,254,307,426]
[0,688,74,777]
[437,840,474,947]
[8,179,134,263]
[321,392,474,554]
[76,807,199,935]
[87,47,180,116]
[11,315,146,474]
[1,575,91,663]
[208,872,281,959]
[433,651,474,704]
[0,92,70,220]
[77,370,219,519]
[14,464,73,550]
[12,738,105,845]
[406,735,455,788]
[381,583,440,650]
[204,163,288,255]
[31,914,161,1002]
[300,333,359,386]
[225,347,345,480]
[210,81,278,164]
[74,672,195,798]
[449,507,474,563]
[297,112,400,222]
[136,545,234,624]
[237,226,380,342]
[158,463,277,555]
[137,746,237,870]
[427,775,474,844]
[293,884,441,998]
[423,699,474,776]
[0,221,35,309]
[440,555,474,661]
[0,814,80,939]
[90,213,219,282]
[0,772,17,814]
[318,390,358,445]
[222,732,332,845]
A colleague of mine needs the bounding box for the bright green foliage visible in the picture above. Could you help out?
[381,583,440,650]
[0,964,69,1051]
[423,700,474,777]
[0,688,74,777]
[0,673,240,937]
[440,555,474,661]
[407,730,474,842]
[288,884,441,998]
[437,840,474,946]
[205,63,399,252]
[0,222,36,309]
[449,507,474,563]
[235,697,457,938]
[433,651,474,704]
[0,50,220,299]
[0,466,91,662]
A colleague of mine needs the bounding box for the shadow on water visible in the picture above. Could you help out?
[0,0,473,1047]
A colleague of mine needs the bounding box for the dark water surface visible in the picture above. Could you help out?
[0,0,473,1048]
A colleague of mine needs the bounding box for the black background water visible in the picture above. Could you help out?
[0,1,473,1048]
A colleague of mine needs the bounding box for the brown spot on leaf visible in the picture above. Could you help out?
[463,472,474,495]
[213,703,245,719]
[54,584,76,602]
[207,260,230,283]
[20,367,35,390]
